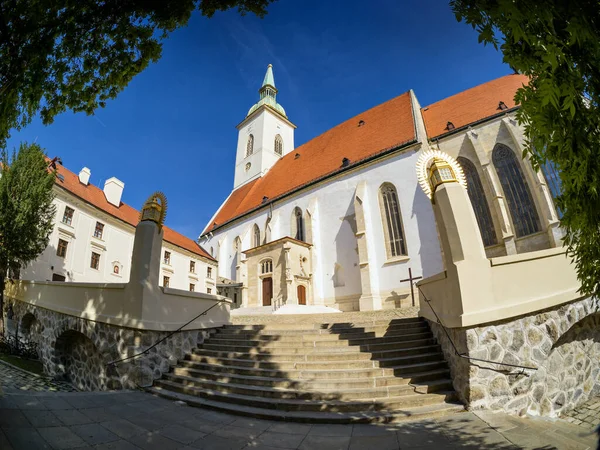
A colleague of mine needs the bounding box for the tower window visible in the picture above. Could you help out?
[292,207,305,242]
[246,134,254,157]
[274,134,283,156]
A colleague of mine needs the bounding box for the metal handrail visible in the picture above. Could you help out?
[106,299,228,367]
[416,285,537,372]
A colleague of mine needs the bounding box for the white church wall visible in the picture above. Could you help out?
[204,144,444,310]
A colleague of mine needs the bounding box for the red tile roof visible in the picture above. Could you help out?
[54,164,215,261]
[421,74,528,139]
[204,92,416,234]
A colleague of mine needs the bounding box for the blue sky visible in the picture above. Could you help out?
[7,0,510,240]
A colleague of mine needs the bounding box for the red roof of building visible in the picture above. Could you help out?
[421,74,528,139]
[54,164,215,261]
[204,92,416,233]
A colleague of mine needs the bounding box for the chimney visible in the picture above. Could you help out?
[103,177,124,207]
[78,167,91,185]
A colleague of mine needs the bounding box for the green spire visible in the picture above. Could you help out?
[262,64,275,88]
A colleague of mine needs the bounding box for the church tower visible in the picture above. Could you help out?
[234,65,296,189]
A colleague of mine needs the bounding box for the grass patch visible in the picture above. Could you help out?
[0,353,43,375]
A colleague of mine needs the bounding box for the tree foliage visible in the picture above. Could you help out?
[0,142,56,331]
[451,0,600,296]
[0,0,276,147]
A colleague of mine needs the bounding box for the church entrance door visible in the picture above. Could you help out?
[297,285,306,305]
[262,277,273,306]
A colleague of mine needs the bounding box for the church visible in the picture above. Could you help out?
[200,66,563,312]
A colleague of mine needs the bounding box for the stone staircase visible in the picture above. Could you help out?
[148,316,464,423]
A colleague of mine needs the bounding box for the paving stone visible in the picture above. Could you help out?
[229,417,273,431]
[0,428,14,450]
[180,418,224,434]
[54,409,94,426]
[188,434,249,449]
[158,424,206,444]
[211,425,262,441]
[79,407,118,422]
[309,423,353,437]
[100,419,148,439]
[94,441,141,450]
[41,397,73,410]
[3,427,52,449]
[70,423,120,445]
[125,413,167,432]
[22,410,62,427]
[298,435,351,450]
[267,422,312,435]
[349,434,399,450]
[10,395,47,410]
[253,431,306,448]
[38,426,86,449]
[352,423,397,437]
[127,430,183,450]
[397,428,452,447]
[0,361,75,393]
[0,408,31,427]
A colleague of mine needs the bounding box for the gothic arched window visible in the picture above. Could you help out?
[291,207,304,241]
[541,159,563,218]
[246,134,254,157]
[492,144,541,237]
[253,224,261,247]
[379,183,407,258]
[274,135,283,156]
[458,157,497,247]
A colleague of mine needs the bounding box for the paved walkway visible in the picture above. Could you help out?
[0,389,597,450]
[563,396,600,431]
[0,360,77,393]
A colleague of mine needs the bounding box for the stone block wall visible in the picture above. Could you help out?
[6,299,217,391]
[428,296,600,417]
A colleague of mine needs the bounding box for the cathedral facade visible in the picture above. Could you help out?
[200,66,562,312]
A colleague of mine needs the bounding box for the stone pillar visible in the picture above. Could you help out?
[467,131,517,255]
[283,244,294,305]
[424,181,493,326]
[124,220,163,319]
[354,182,383,311]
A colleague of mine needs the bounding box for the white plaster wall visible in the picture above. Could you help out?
[204,145,443,308]
[22,188,215,292]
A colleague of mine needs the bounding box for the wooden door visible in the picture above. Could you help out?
[262,277,273,306]
[297,285,306,305]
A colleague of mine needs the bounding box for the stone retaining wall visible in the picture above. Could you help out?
[6,299,217,390]
[428,296,600,417]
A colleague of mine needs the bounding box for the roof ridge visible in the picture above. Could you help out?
[422,73,523,110]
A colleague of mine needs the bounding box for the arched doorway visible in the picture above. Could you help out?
[297,285,306,305]
[262,277,273,306]
[54,330,109,390]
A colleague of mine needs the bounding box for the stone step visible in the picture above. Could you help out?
[225,317,425,331]
[200,337,437,354]
[186,351,445,371]
[191,344,442,362]
[152,378,458,413]
[176,359,448,380]
[171,366,452,390]
[147,386,466,424]
[209,331,433,347]
[216,322,429,338]
[160,372,454,401]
